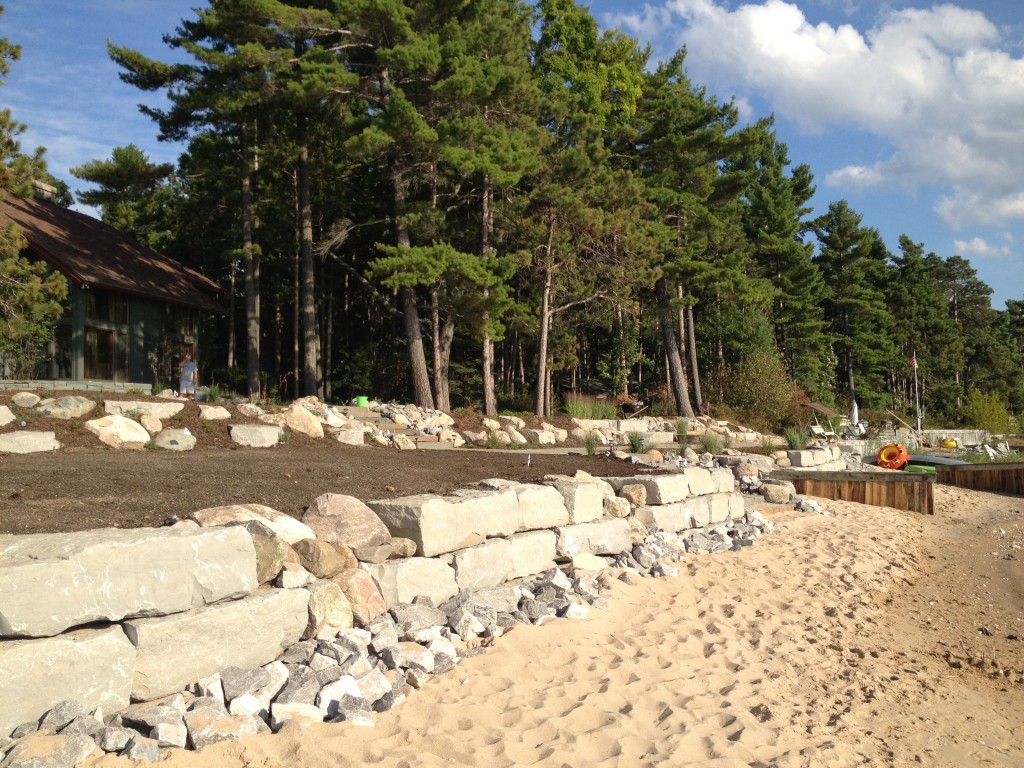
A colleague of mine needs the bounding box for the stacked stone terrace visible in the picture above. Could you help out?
[0,465,758,762]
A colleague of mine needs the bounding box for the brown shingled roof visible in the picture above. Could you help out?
[0,193,223,314]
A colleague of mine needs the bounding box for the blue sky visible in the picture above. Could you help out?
[4,0,1023,306]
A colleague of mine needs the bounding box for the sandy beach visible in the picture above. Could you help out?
[86,484,1024,768]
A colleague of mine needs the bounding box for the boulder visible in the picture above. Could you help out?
[0,526,256,638]
[303,580,354,640]
[37,395,96,419]
[0,730,98,768]
[332,569,387,626]
[522,429,556,446]
[603,496,631,518]
[760,484,791,504]
[224,520,289,585]
[389,538,417,559]
[0,405,14,427]
[10,392,40,408]
[199,405,231,421]
[0,431,60,454]
[123,589,309,701]
[103,400,184,419]
[302,494,391,550]
[183,709,266,749]
[0,626,135,737]
[362,558,458,609]
[154,428,197,451]
[293,539,347,579]
[228,424,282,448]
[139,414,162,435]
[282,404,324,438]
[84,415,150,449]
[367,489,518,557]
[335,430,365,446]
[191,503,315,545]
[618,483,647,507]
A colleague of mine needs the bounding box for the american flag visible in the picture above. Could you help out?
[909,355,918,370]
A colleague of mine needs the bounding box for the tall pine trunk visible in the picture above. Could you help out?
[481,173,497,416]
[298,120,318,397]
[535,220,555,417]
[240,122,260,401]
[656,277,694,418]
[392,167,434,409]
[431,286,453,413]
[687,303,702,411]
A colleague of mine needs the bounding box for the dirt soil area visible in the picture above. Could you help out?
[0,391,652,536]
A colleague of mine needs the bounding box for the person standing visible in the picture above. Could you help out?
[180,351,198,400]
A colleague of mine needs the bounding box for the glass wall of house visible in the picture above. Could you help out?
[83,288,129,381]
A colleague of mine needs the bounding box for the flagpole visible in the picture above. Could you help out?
[913,348,922,437]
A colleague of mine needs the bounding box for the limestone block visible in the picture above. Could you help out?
[452,539,513,593]
[545,480,604,524]
[633,499,694,533]
[788,450,815,468]
[37,395,95,419]
[636,475,689,505]
[688,495,712,528]
[521,429,556,446]
[478,481,570,531]
[616,419,649,433]
[302,494,391,552]
[183,709,266,749]
[10,392,40,408]
[304,579,354,640]
[199,405,231,421]
[103,400,184,419]
[332,569,387,626]
[0,405,14,427]
[154,428,197,451]
[555,519,631,558]
[124,588,309,701]
[507,531,557,580]
[229,424,282,448]
[362,558,458,609]
[644,431,677,445]
[681,467,715,496]
[0,431,60,454]
[707,493,735,524]
[367,489,518,557]
[812,449,830,466]
[571,553,610,571]
[0,526,256,638]
[0,626,135,736]
[191,503,315,545]
[710,468,736,494]
[84,414,150,449]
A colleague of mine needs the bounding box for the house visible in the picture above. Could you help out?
[0,183,222,390]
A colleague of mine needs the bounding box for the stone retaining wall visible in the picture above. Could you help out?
[0,380,152,394]
[0,466,748,746]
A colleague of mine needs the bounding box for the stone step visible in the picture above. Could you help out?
[337,406,376,419]
[408,440,453,450]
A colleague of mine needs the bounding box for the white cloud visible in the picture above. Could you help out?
[632,1,1024,229]
[952,235,1011,258]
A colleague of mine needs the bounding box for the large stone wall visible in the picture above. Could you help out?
[0,465,751,752]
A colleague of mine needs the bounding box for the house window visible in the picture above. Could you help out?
[85,289,128,324]
[168,305,195,337]
[84,327,127,381]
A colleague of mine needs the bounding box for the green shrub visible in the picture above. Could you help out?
[206,384,222,404]
[582,431,599,455]
[485,430,502,449]
[676,419,688,435]
[963,389,1013,435]
[144,439,156,450]
[278,430,292,443]
[626,431,648,453]
[203,421,216,433]
[761,436,776,456]
[126,387,144,395]
[783,427,810,450]
[712,348,803,433]
[698,433,723,454]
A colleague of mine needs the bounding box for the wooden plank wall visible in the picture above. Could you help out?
[935,463,1024,495]
[774,470,935,515]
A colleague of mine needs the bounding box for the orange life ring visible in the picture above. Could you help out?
[876,443,909,470]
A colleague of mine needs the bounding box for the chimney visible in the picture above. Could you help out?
[31,179,58,203]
